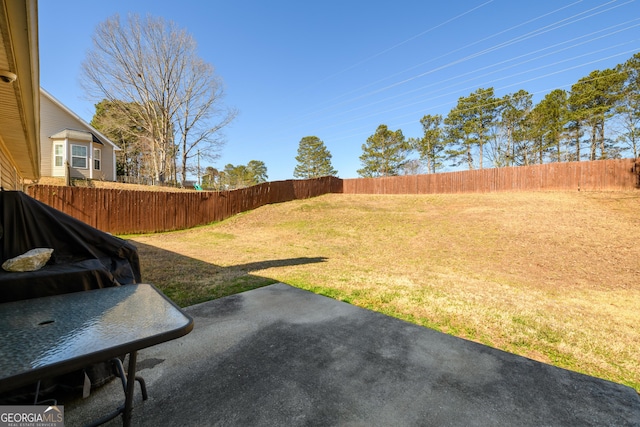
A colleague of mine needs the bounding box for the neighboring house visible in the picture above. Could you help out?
[1,0,118,188]
[0,0,40,190]
[40,89,120,182]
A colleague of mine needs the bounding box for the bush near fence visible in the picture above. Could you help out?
[27,159,638,235]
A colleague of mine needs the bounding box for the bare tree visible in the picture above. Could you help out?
[176,56,237,183]
[81,13,236,183]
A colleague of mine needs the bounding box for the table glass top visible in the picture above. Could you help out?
[0,284,191,381]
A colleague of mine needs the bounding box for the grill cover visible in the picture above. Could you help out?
[0,190,142,402]
[0,190,141,302]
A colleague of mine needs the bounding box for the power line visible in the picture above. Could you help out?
[294,0,496,94]
[291,0,590,123]
[263,0,637,165]
[294,21,639,131]
[324,49,638,143]
[309,0,631,123]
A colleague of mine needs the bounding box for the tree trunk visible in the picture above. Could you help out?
[598,121,606,159]
[590,124,598,161]
[506,125,512,167]
[575,125,581,161]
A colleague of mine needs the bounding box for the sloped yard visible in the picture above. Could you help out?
[127,191,640,392]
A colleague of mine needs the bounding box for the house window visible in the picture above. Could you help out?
[54,144,63,167]
[94,148,101,170]
[71,145,88,169]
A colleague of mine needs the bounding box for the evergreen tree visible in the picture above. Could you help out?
[91,99,146,178]
[521,105,546,165]
[413,114,444,173]
[617,53,640,158]
[444,101,473,169]
[569,68,626,160]
[358,124,409,177]
[566,98,586,162]
[247,160,268,183]
[444,88,499,169]
[499,90,532,166]
[293,136,337,178]
[535,89,569,162]
[220,160,268,189]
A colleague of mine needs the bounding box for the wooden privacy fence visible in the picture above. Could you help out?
[342,159,639,194]
[27,176,342,235]
[27,159,637,234]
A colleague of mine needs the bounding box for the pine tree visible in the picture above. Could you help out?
[499,90,532,166]
[569,68,625,160]
[293,136,337,179]
[444,88,499,169]
[358,124,409,177]
[220,161,268,189]
[617,53,640,158]
[413,114,444,173]
[534,89,569,162]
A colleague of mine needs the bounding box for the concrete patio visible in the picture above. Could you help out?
[65,283,640,426]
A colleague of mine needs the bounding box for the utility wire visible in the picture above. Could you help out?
[312,0,631,119]
[322,49,638,143]
[296,21,640,129]
[266,0,637,160]
[295,0,496,93]
[293,0,589,122]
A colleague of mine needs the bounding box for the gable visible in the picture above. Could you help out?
[40,89,120,150]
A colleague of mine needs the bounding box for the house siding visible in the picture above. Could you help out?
[39,93,65,178]
[0,146,20,190]
[40,91,118,181]
[96,145,114,181]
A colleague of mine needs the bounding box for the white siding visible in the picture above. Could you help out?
[39,93,68,178]
[0,145,19,190]
[39,92,118,181]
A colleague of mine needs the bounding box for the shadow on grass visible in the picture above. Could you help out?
[130,240,327,307]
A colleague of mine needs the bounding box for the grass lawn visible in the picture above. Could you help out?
[124,191,640,392]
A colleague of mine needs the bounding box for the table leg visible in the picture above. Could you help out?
[122,351,137,427]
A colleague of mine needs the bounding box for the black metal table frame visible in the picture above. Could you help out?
[83,352,147,427]
[0,284,194,426]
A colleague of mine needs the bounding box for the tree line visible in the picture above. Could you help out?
[264,52,640,181]
[356,52,639,177]
[200,161,268,190]
[83,13,638,184]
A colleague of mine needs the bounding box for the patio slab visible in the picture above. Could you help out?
[65,283,640,426]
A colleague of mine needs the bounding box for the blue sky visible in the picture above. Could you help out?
[38,0,639,180]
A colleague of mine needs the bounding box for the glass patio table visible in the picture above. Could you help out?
[0,283,194,426]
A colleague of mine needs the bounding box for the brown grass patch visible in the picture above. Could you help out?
[126,191,640,391]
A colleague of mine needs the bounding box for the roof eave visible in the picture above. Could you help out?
[1,0,40,180]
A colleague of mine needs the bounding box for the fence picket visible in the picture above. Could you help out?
[26,160,637,234]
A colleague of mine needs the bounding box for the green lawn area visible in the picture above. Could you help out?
[125,191,640,392]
